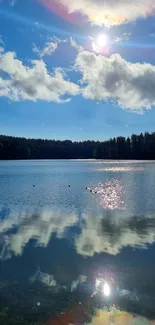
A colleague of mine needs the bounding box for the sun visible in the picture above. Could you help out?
[96,34,108,48]
[92,33,109,53]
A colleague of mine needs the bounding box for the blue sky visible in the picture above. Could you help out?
[1,0,155,140]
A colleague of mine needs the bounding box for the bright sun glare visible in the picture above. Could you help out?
[96,34,108,48]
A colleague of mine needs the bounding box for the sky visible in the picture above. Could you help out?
[1,0,155,140]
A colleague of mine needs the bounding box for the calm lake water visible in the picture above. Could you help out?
[1,160,155,325]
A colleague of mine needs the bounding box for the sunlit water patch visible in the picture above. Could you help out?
[97,167,145,172]
[93,179,125,210]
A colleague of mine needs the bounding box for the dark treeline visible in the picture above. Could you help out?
[0,132,155,160]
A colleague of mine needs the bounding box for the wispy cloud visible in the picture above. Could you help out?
[70,37,84,52]
[114,32,131,43]
[33,36,83,57]
[33,41,58,57]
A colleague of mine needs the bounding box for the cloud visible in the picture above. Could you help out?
[0,50,80,103]
[70,37,84,52]
[0,207,78,259]
[114,32,131,43]
[75,210,155,257]
[34,37,83,57]
[2,41,155,112]
[55,0,155,26]
[75,51,155,112]
[33,41,58,57]
[33,36,66,57]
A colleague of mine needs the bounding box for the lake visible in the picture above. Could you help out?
[0,160,155,325]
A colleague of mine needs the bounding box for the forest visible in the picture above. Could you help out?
[0,132,155,160]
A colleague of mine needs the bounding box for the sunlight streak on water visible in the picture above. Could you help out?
[97,167,144,172]
[94,179,125,210]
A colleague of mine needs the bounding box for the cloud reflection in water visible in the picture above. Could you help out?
[0,207,78,259]
[75,211,155,256]
[1,206,155,259]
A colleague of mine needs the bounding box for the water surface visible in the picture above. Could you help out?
[0,160,155,325]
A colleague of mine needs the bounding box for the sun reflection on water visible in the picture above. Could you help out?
[97,167,144,172]
[94,179,124,210]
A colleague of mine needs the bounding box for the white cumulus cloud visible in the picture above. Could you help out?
[55,0,155,26]
[0,50,80,103]
[75,51,155,112]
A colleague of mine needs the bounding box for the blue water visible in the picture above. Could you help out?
[0,160,155,324]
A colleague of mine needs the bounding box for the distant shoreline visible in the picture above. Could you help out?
[1,159,155,161]
[1,132,155,160]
